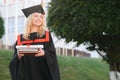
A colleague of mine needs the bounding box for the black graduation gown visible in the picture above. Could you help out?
[9,31,61,80]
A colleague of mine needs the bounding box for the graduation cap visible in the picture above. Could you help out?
[22,5,45,17]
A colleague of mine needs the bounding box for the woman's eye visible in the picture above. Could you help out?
[34,15,38,17]
[40,16,43,18]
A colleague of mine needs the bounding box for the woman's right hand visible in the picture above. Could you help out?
[17,53,24,59]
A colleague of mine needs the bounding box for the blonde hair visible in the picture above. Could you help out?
[23,13,48,40]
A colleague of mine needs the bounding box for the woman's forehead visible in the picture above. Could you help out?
[33,12,43,16]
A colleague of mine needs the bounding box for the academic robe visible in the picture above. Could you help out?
[9,31,61,80]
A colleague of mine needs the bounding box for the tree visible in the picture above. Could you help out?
[47,0,120,80]
[0,16,4,38]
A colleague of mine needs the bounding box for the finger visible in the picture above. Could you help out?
[35,53,40,57]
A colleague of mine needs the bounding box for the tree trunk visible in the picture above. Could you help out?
[109,62,120,80]
[110,71,120,80]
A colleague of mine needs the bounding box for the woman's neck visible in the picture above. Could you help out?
[31,26,39,32]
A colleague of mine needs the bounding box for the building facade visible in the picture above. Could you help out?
[0,0,50,48]
[0,0,101,58]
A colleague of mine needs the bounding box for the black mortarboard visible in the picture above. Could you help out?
[22,5,45,17]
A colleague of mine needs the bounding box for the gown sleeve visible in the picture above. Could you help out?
[9,41,24,80]
[9,42,19,80]
[43,32,61,80]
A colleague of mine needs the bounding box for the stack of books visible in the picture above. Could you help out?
[16,45,44,55]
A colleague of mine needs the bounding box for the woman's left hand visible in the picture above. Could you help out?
[35,48,45,57]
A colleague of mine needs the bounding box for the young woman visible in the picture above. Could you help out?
[9,5,61,80]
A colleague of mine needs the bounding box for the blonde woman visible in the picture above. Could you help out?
[9,4,61,80]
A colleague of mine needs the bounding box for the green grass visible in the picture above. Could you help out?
[0,49,13,80]
[0,49,109,80]
[58,56,109,80]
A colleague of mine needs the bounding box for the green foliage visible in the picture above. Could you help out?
[0,50,109,80]
[47,0,120,46]
[0,17,4,38]
[47,0,120,68]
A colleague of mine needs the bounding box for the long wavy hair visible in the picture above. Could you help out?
[23,13,48,40]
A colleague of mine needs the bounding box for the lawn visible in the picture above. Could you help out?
[0,49,109,80]
[59,56,109,80]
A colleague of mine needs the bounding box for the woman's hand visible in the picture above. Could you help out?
[35,48,45,57]
[17,53,24,59]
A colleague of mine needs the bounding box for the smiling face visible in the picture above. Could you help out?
[23,12,46,39]
[32,12,44,27]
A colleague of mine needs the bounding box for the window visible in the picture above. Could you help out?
[8,17,15,33]
[18,16,25,33]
